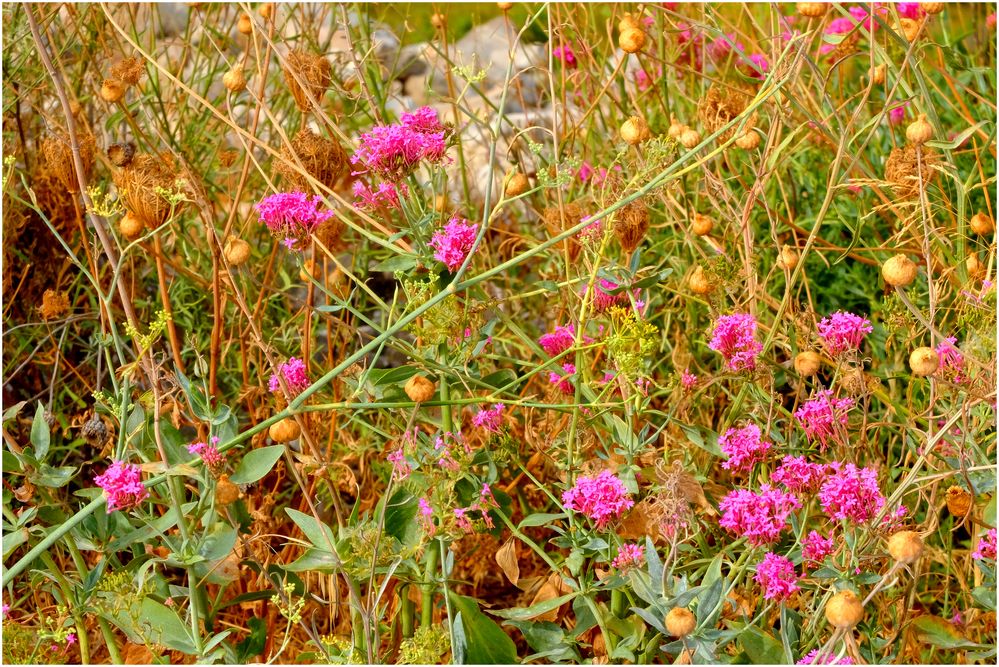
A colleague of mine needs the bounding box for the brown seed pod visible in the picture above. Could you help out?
[735,131,760,149]
[679,128,701,150]
[107,142,136,168]
[665,607,696,637]
[80,416,108,447]
[621,116,651,145]
[618,13,642,32]
[283,50,332,112]
[258,2,274,19]
[882,254,918,287]
[777,245,799,270]
[906,113,933,146]
[111,153,186,229]
[269,417,301,443]
[869,64,887,85]
[496,1,514,10]
[405,375,436,403]
[614,200,650,254]
[619,27,647,54]
[237,12,253,35]
[430,12,447,29]
[698,84,754,143]
[223,67,246,92]
[840,367,874,396]
[688,265,714,296]
[887,530,924,564]
[970,212,995,236]
[299,259,318,282]
[965,253,984,279]
[118,211,145,239]
[40,289,70,321]
[796,2,828,17]
[691,213,714,237]
[921,2,944,14]
[544,201,585,262]
[275,128,349,194]
[40,132,96,194]
[898,17,921,41]
[505,171,530,197]
[825,590,864,629]
[100,78,126,103]
[668,120,687,139]
[215,475,240,505]
[794,350,823,377]
[945,485,972,517]
[110,57,144,87]
[224,238,251,266]
[885,145,937,199]
[909,347,939,376]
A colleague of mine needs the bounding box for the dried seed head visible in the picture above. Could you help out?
[618,13,642,32]
[405,375,436,403]
[869,63,887,85]
[219,148,239,168]
[81,416,108,447]
[825,590,864,629]
[315,215,346,250]
[107,142,136,168]
[945,485,972,517]
[543,201,585,262]
[882,254,918,287]
[299,259,318,282]
[909,346,939,376]
[215,475,240,505]
[224,238,251,266]
[496,1,514,10]
[110,57,144,87]
[283,50,332,112]
[691,213,714,237]
[619,27,647,54]
[237,12,253,34]
[223,67,246,92]
[885,145,937,199]
[887,530,924,564]
[258,2,274,19]
[621,116,651,145]
[100,78,126,103]
[965,253,983,279]
[794,350,823,377]
[699,84,753,142]
[112,153,185,229]
[921,2,944,14]
[898,17,921,41]
[275,128,348,193]
[797,2,828,17]
[430,12,447,29]
[668,120,687,139]
[40,289,70,320]
[679,128,701,150]
[970,211,995,236]
[735,130,760,149]
[40,132,95,194]
[906,113,933,146]
[118,211,145,240]
[840,367,873,396]
[776,245,799,270]
[688,265,714,296]
[505,171,530,197]
[269,417,301,443]
[665,607,696,637]
[614,200,650,254]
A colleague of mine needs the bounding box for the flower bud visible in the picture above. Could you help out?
[505,172,530,197]
[621,116,651,145]
[223,67,246,92]
[970,212,994,236]
[691,213,714,237]
[119,211,144,239]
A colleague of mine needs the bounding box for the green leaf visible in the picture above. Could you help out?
[139,598,197,653]
[236,617,268,662]
[448,593,518,664]
[489,592,578,620]
[230,446,284,485]
[984,495,996,528]
[32,464,77,488]
[480,369,518,390]
[925,121,987,150]
[504,620,577,661]
[285,508,337,551]
[284,548,339,573]
[741,625,785,664]
[680,424,721,457]
[31,403,50,461]
[372,254,418,272]
[3,401,26,425]
[912,615,978,649]
[518,512,566,529]
[384,488,419,546]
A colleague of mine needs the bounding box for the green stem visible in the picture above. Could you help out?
[440,373,453,434]
[39,551,90,664]
[400,584,414,639]
[421,544,439,628]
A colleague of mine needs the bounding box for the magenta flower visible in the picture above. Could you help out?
[798,650,854,665]
[935,337,966,383]
[94,460,149,513]
[418,497,435,536]
[819,462,885,523]
[754,553,799,601]
[472,403,504,433]
[350,106,447,180]
[387,447,411,481]
[744,52,769,80]
[817,311,873,357]
[552,43,577,68]
[888,101,909,126]
[549,362,576,395]
[973,528,997,561]
[708,33,744,61]
[612,542,646,571]
[719,423,772,473]
[719,485,801,547]
[581,278,632,311]
[432,432,470,471]
[802,530,835,568]
[539,324,576,356]
[268,357,311,398]
[2,602,10,618]
[187,436,225,472]
[429,216,478,271]
[680,368,698,391]
[352,180,405,209]
[794,390,854,450]
[772,455,828,494]
[708,313,763,372]
[255,191,335,249]
[562,470,635,529]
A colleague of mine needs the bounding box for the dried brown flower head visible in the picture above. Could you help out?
[885,144,938,199]
[544,200,586,262]
[275,128,348,194]
[40,132,96,194]
[698,85,754,142]
[110,57,144,87]
[40,289,70,320]
[111,152,186,229]
[614,199,649,254]
[283,50,332,112]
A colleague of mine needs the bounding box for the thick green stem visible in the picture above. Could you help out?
[39,551,90,664]
[400,585,415,639]
[421,544,439,628]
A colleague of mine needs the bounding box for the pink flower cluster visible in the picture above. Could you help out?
[433,431,472,471]
[802,530,835,567]
[539,324,576,356]
[798,650,854,665]
[754,553,799,601]
[352,180,405,209]
[719,423,772,473]
[255,192,334,249]
[549,362,576,395]
[794,390,854,450]
[935,337,966,383]
[680,369,698,391]
[454,484,498,533]
[719,485,801,546]
[350,106,447,180]
[552,43,577,68]
[819,462,885,523]
[429,216,478,271]
[418,497,435,536]
[562,470,634,529]
[888,101,909,126]
[387,447,411,481]
[94,460,149,513]
[472,403,504,433]
[708,313,763,372]
[268,357,310,398]
[583,278,632,311]
[973,529,997,561]
[772,455,828,494]
[817,311,873,357]
[612,542,645,571]
[187,436,225,473]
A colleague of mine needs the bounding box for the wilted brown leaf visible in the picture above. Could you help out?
[495,537,520,586]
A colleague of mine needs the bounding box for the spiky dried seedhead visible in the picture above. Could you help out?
[81,416,108,447]
[543,200,586,262]
[283,50,332,112]
[275,129,349,194]
[614,200,649,254]
[698,85,754,142]
[107,142,136,168]
[111,152,186,229]
[110,57,144,87]
[40,132,96,194]
[945,485,972,517]
[885,145,937,199]
[40,289,70,320]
